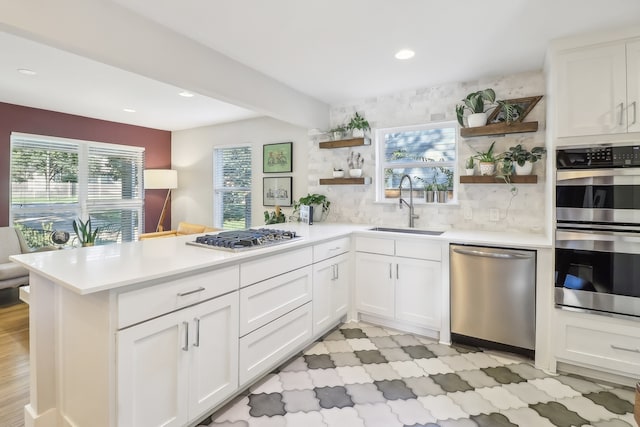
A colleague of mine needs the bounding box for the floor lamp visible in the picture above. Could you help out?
[144,169,178,232]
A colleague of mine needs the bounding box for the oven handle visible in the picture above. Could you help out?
[557,168,640,181]
[556,229,640,254]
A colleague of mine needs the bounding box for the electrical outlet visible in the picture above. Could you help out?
[463,206,472,220]
[489,208,500,222]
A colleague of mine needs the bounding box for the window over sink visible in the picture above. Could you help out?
[375,121,457,203]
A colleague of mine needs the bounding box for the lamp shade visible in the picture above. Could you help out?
[144,169,178,190]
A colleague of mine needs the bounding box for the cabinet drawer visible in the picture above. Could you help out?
[118,265,239,328]
[239,302,312,386]
[240,246,312,287]
[557,311,640,377]
[239,265,312,336]
[396,239,442,261]
[313,237,350,262]
[355,236,394,255]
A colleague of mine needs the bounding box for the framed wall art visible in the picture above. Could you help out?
[263,142,293,173]
[263,177,293,206]
[487,95,543,124]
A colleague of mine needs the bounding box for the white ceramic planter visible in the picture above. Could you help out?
[515,161,534,175]
[349,169,362,178]
[465,168,475,176]
[332,170,345,178]
[467,112,488,128]
[351,129,365,138]
[479,162,495,176]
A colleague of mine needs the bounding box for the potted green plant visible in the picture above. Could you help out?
[347,112,370,137]
[264,206,286,224]
[415,176,435,203]
[292,193,331,222]
[473,141,500,176]
[503,144,546,175]
[329,124,347,141]
[456,88,496,128]
[464,156,475,176]
[72,217,100,247]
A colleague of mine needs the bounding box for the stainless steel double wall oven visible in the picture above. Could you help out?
[555,144,640,318]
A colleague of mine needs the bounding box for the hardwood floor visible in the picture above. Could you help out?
[0,301,29,427]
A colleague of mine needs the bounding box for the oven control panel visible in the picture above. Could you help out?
[557,145,640,168]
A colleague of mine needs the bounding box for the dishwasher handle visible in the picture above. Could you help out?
[452,247,533,260]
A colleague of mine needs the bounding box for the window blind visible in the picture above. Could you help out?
[10,133,144,247]
[213,146,252,230]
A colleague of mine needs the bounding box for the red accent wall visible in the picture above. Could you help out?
[0,102,171,232]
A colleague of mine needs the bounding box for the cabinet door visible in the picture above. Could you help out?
[117,310,189,427]
[188,293,239,421]
[355,252,394,318]
[331,254,350,321]
[557,43,627,137]
[312,258,334,336]
[395,258,441,329]
[627,40,640,133]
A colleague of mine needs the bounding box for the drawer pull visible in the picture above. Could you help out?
[182,321,189,351]
[177,287,205,297]
[610,344,640,353]
[328,246,341,251]
[193,318,200,347]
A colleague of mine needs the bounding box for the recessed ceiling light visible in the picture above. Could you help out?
[395,49,415,60]
[179,91,194,98]
[17,68,37,76]
[123,108,136,113]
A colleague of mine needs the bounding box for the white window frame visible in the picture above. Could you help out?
[375,121,458,204]
[212,144,252,229]
[10,132,144,242]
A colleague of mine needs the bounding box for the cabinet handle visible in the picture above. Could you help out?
[335,264,339,280]
[389,263,392,279]
[328,246,341,251]
[632,101,637,125]
[193,318,200,347]
[177,287,205,297]
[619,102,625,126]
[610,344,640,353]
[396,263,399,279]
[182,321,189,351]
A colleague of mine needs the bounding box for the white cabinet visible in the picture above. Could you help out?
[355,236,442,330]
[555,309,640,378]
[117,292,239,427]
[556,39,640,137]
[313,252,350,335]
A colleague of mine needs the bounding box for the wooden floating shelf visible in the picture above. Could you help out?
[319,137,370,149]
[460,175,538,184]
[460,121,538,137]
[319,177,372,185]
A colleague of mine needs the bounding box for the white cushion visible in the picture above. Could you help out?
[0,227,23,263]
[0,262,28,280]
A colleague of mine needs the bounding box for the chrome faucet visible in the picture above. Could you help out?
[399,174,419,228]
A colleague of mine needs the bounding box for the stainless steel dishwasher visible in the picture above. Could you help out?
[450,244,536,354]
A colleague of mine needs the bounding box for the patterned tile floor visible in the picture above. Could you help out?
[200,322,637,427]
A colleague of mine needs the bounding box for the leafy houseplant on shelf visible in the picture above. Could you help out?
[503,144,546,175]
[347,112,371,138]
[456,88,496,128]
[292,193,331,223]
[495,100,524,124]
[72,217,100,247]
[329,124,348,141]
[473,141,500,176]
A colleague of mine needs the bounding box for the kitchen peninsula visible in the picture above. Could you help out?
[11,223,552,427]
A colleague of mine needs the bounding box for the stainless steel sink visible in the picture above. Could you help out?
[369,227,444,236]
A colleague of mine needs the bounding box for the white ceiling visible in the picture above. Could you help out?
[2,0,640,131]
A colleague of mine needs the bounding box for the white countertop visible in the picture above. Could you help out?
[10,222,550,295]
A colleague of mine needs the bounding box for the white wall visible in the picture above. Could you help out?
[171,117,308,228]
[308,70,548,234]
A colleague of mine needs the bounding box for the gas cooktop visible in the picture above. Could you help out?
[187,228,299,251]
